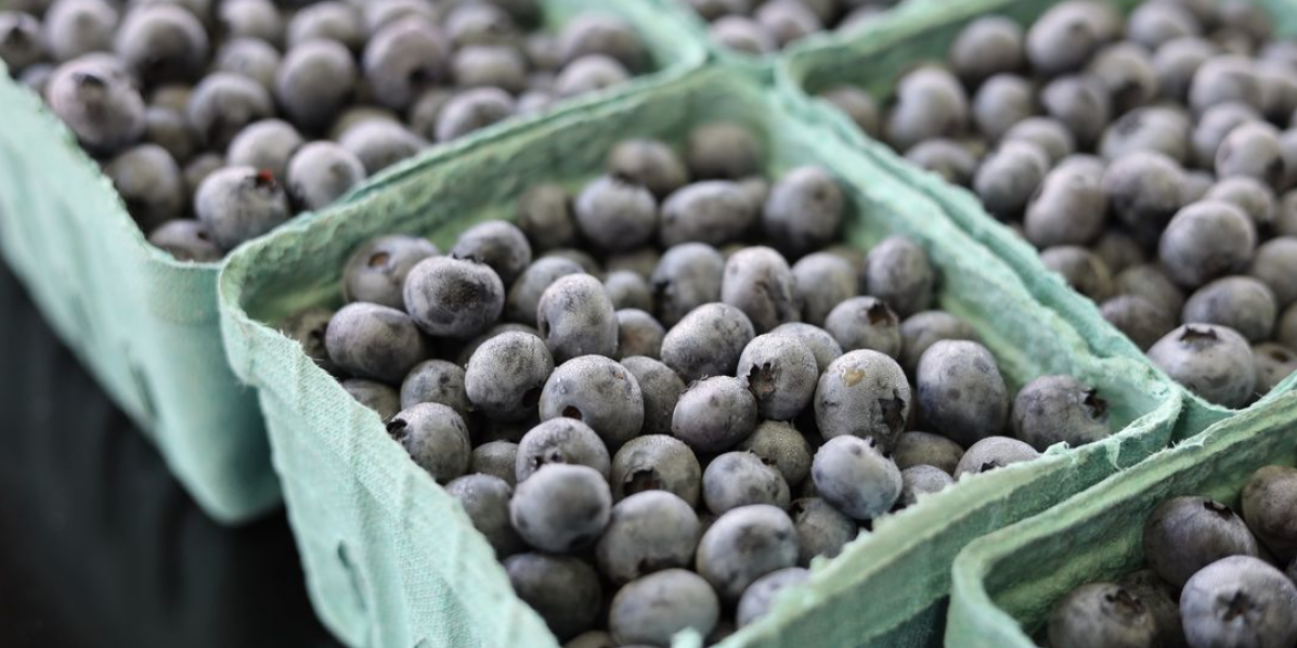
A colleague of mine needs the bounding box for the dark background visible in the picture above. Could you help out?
[0,262,341,648]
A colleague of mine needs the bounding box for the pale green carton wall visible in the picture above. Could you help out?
[219,66,1179,648]
[0,0,707,524]
[948,388,1297,647]
[777,0,1297,438]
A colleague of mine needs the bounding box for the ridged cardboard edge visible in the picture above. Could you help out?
[773,0,1297,439]
[218,65,1182,648]
[947,389,1297,647]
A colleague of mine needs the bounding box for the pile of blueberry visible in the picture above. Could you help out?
[0,0,651,261]
[1050,464,1297,648]
[279,123,1113,645]
[682,0,898,54]
[818,0,1297,408]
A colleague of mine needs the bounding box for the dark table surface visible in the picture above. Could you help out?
[0,262,342,648]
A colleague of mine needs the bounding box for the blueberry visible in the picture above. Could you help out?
[224,120,302,184]
[537,274,619,364]
[464,330,552,422]
[949,16,1024,86]
[1153,37,1217,102]
[1205,176,1277,228]
[1048,582,1159,648]
[596,491,700,585]
[789,497,857,566]
[1144,496,1261,588]
[184,156,225,202]
[46,55,145,154]
[115,5,207,85]
[340,235,438,311]
[608,569,720,646]
[606,248,661,280]
[399,359,470,421]
[1003,118,1077,165]
[1025,1,1118,76]
[450,44,526,94]
[1252,343,1297,395]
[671,375,757,454]
[194,166,290,250]
[1127,2,1201,50]
[1115,263,1188,315]
[148,218,223,262]
[557,14,644,71]
[0,11,45,73]
[278,306,337,375]
[361,16,448,111]
[510,463,611,554]
[709,15,776,55]
[687,122,762,180]
[573,175,657,253]
[884,66,969,152]
[327,105,399,140]
[1103,152,1186,243]
[1118,569,1186,648]
[1147,324,1257,407]
[608,139,689,199]
[1011,375,1111,451]
[904,139,979,186]
[1193,102,1261,167]
[1242,465,1297,564]
[106,143,185,232]
[973,140,1050,219]
[971,74,1035,142]
[610,310,661,361]
[1180,556,1297,648]
[694,504,798,601]
[1025,164,1108,248]
[553,53,631,97]
[893,431,964,476]
[286,1,363,51]
[811,436,901,520]
[647,243,724,328]
[450,221,532,288]
[824,296,902,360]
[609,433,701,506]
[387,402,471,483]
[504,553,602,641]
[1183,276,1277,343]
[1041,74,1112,148]
[516,184,576,252]
[446,474,524,559]
[515,417,611,484]
[658,181,756,249]
[1098,106,1193,163]
[1162,199,1258,290]
[721,247,799,334]
[218,0,281,46]
[436,87,516,141]
[19,63,55,94]
[952,436,1040,479]
[1087,42,1159,113]
[814,349,910,450]
[661,303,755,383]
[704,451,790,515]
[43,0,118,63]
[736,567,809,628]
[1042,245,1116,302]
[543,248,603,275]
[601,272,652,314]
[819,85,880,138]
[285,141,366,211]
[539,355,644,450]
[762,166,845,257]
[470,440,519,487]
[341,378,400,420]
[770,322,843,374]
[143,105,196,165]
[324,302,429,383]
[863,236,935,319]
[403,256,504,339]
[1217,122,1286,188]
[1190,55,1262,114]
[276,39,358,132]
[897,311,979,378]
[442,1,513,47]
[1101,295,1177,352]
[753,0,820,48]
[505,257,585,326]
[898,464,954,508]
[735,420,811,488]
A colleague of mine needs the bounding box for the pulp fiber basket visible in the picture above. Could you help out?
[218,64,1180,648]
[778,0,1297,437]
[0,0,706,524]
[947,386,1297,647]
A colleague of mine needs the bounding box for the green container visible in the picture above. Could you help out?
[778,0,1297,437]
[0,0,706,524]
[948,387,1297,647]
[218,65,1180,648]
